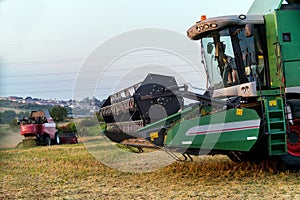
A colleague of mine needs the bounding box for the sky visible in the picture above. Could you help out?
[0,0,255,100]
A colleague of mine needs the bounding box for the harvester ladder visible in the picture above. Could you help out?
[264,97,287,156]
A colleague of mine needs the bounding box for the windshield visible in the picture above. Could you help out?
[202,27,260,89]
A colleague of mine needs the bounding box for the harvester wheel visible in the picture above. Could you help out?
[281,122,300,168]
[280,153,300,169]
[44,136,51,146]
[54,133,60,145]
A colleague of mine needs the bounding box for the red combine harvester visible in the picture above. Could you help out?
[19,110,78,145]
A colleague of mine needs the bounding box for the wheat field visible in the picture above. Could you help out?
[1,139,300,199]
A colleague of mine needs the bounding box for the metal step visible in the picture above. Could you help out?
[264,97,287,156]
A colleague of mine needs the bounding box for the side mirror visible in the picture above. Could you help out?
[245,24,254,37]
[207,42,214,54]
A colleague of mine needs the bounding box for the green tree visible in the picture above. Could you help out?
[50,106,67,122]
[17,111,30,119]
[0,110,17,124]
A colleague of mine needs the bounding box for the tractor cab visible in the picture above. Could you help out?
[187,15,267,98]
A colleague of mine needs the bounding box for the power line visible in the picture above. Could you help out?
[2,49,200,67]
[0,36,105,47]
[2,62,203,79]
[1,70,205,89]
[3,71,79,78]
[2,70,203,86]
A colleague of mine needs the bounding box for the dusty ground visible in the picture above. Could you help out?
[1,141,300,199]
[0,125,23,149]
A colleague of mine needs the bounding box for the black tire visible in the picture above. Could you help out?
[44,136,51,146]
[54,133,60,145]
[280,153,300,169]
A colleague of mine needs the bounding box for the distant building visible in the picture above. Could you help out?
[8,96,23,102]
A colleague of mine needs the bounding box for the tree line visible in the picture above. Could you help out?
[0,110,30,124]
[0,106,68,124]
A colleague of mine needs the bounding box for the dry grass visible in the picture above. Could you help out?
[1,142,300,199]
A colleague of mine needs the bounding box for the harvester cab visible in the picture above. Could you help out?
[188,14,264,98]
[99,0,300,168]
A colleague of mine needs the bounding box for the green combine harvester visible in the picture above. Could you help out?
[99,0,300,167]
